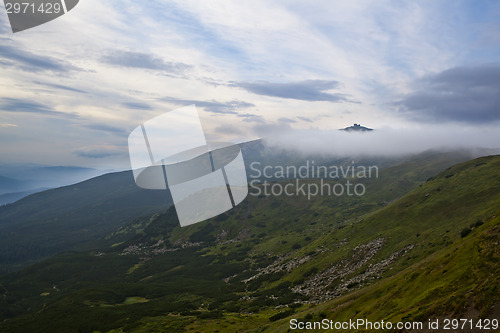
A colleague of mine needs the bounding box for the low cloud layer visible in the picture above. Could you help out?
[74,146,123,159]
[233,80,353,102]
[262,125,500,157]
[396,65,500,123]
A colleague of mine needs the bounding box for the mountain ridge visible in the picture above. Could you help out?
[0,154,498,332]
[0,147,488,273]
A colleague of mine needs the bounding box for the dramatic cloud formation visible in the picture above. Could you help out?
[396,65,500,123]
[233,80,353,102]
[1,0,499,168]
[101,50,192,74]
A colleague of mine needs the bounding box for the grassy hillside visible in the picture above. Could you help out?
[0,154,498,332]
[0,147,475,273]
[268,213,500,332]
[0,171,172,272]
[260,154,500,332]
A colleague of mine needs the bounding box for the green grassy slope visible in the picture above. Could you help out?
[167,154,500,333]
[0,148,474,274]
[267,215,499,332]
[0,154,498,332]
[260,154,500,332]
[0,171,172,273]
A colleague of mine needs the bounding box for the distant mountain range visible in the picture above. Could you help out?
[0,188,51,206]
[0,164,109,204]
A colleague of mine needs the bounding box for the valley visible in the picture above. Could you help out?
[0,152,498,332]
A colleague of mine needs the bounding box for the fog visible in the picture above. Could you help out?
[261,125,500,157]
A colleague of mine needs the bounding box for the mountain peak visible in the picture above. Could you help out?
[341,123,373,132]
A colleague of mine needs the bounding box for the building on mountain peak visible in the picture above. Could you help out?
[341,123,374,132]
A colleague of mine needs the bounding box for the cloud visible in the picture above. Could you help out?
[84,124,128,136]
[0,123,17,128]
[262,125,500,157]
[297,116,313,123]
[213,124,242,135]
[101,50,192,74]
[251,119,294,138]
[121,102,153,110]
[396,65,500,123]
[161,97,255,114]
[0,98,77,118]
[0,44,78,72]
[237,113,265,123]
[2,1,500,169]
[33,81,87,94]
[232,80,354,102]
[73,146,123,159]
[0,20,10,34]
[278,117,296,124]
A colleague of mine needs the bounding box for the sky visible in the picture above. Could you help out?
[0,0,500,169]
